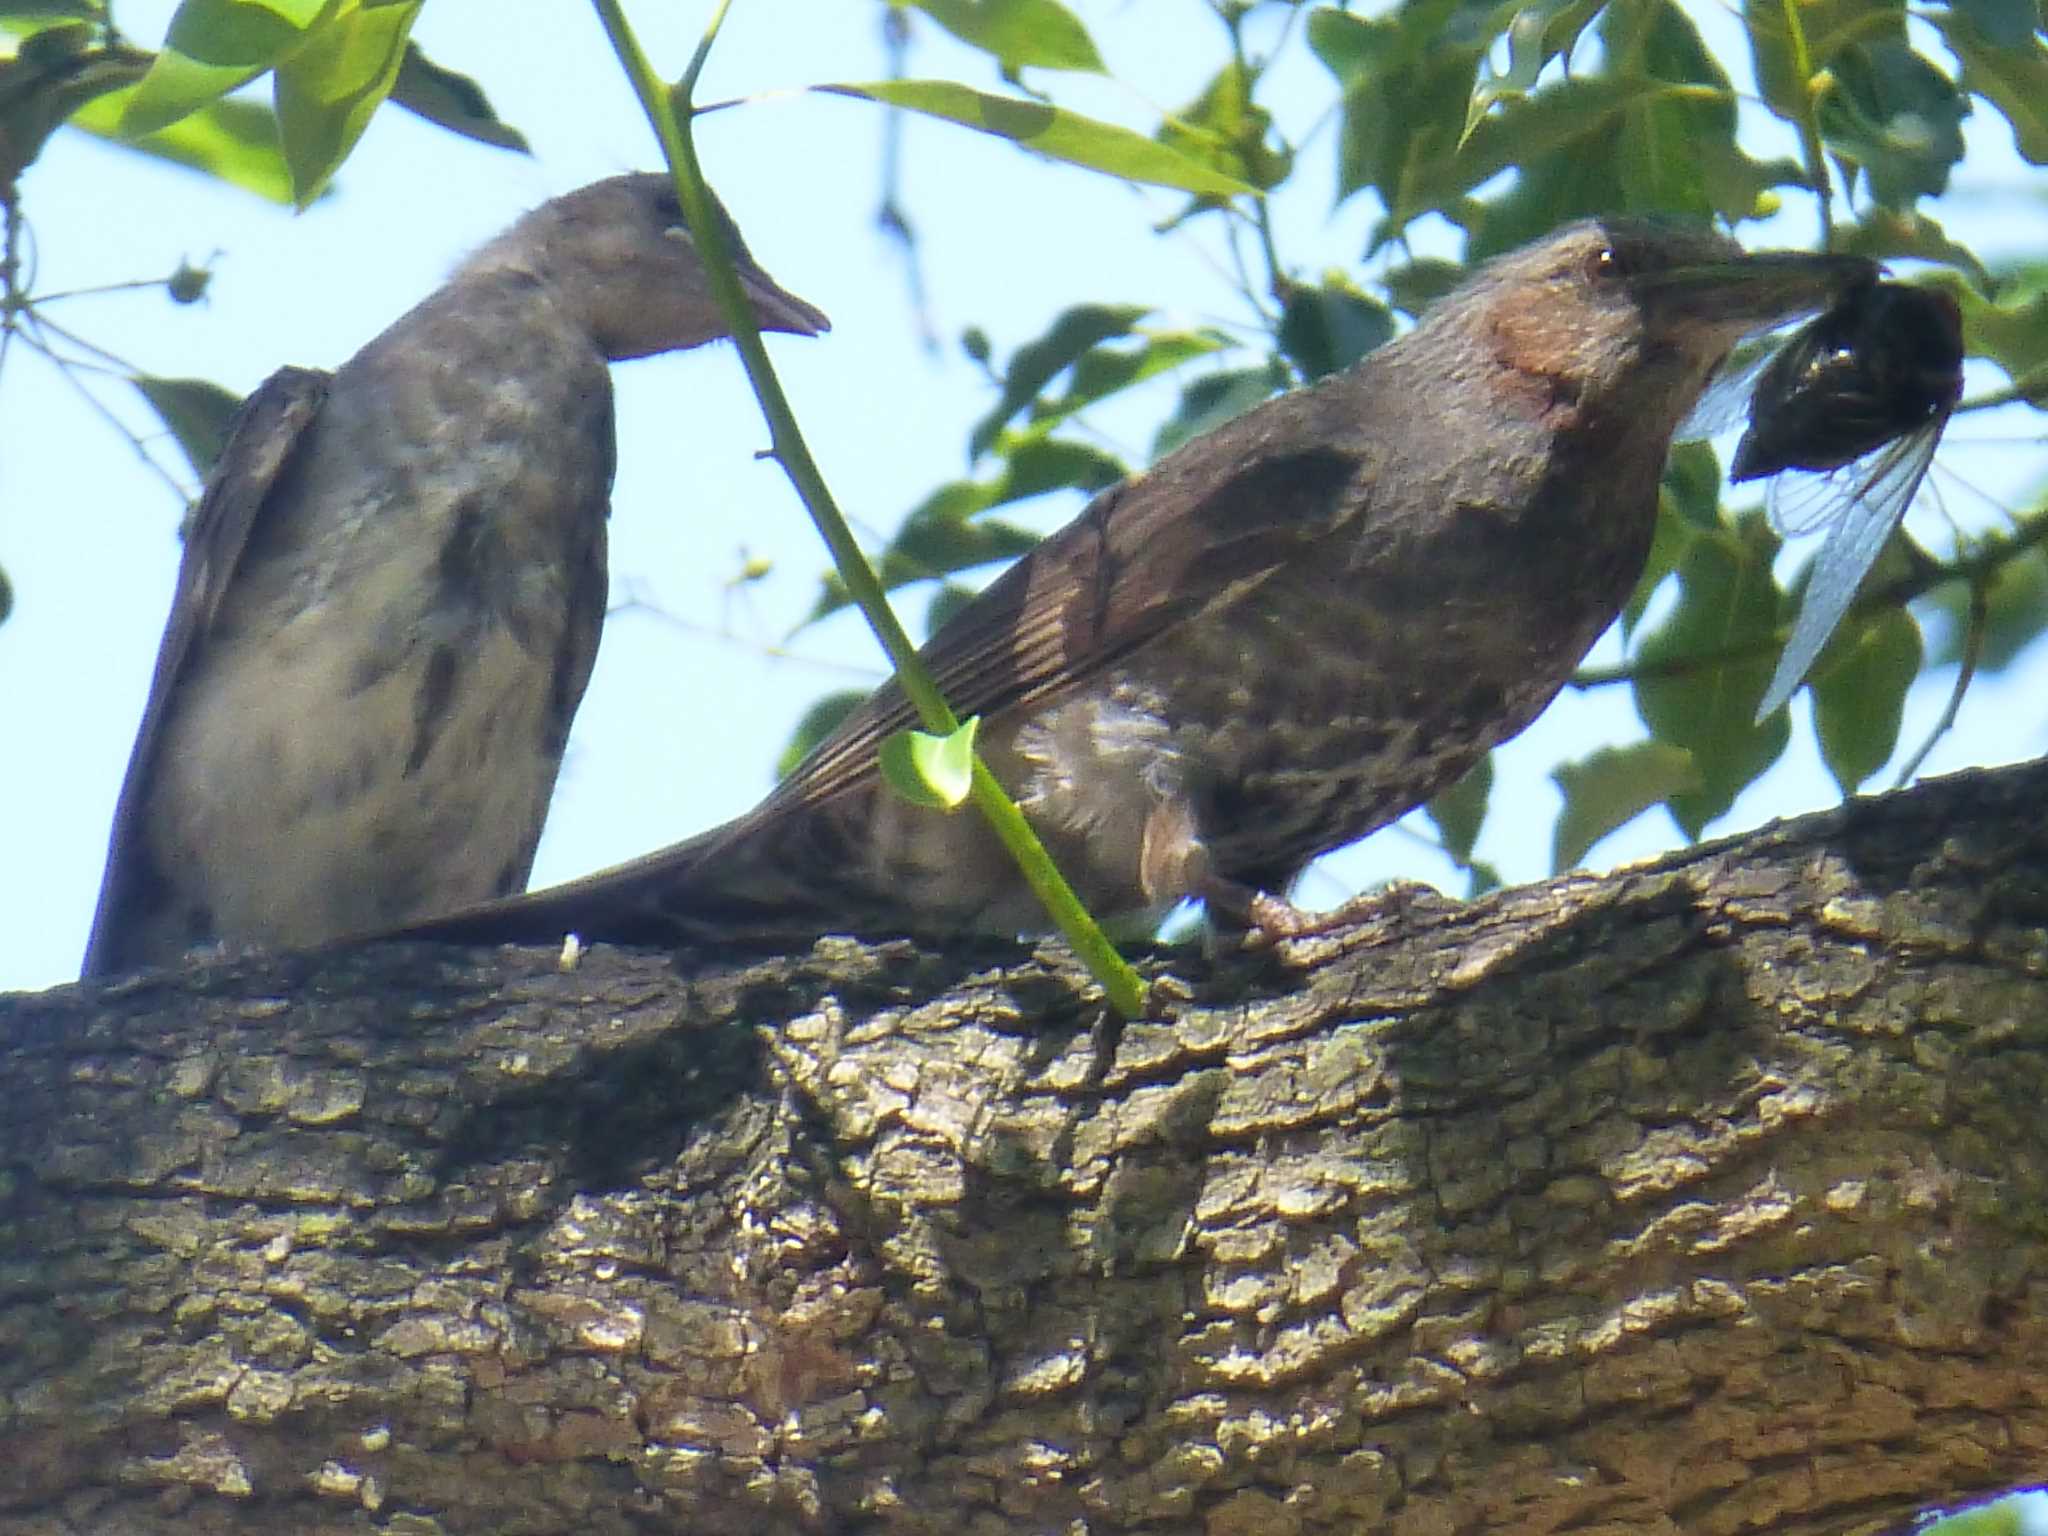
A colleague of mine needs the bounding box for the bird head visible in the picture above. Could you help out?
[1428,218,1873,440]
[465,172,830,361]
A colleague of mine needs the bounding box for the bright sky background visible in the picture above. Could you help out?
[4,1,2046,994]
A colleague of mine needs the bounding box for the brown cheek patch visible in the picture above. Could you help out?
[1487,306,1587,427]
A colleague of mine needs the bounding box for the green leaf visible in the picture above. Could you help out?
[1309,0,1492,236]
[880,717,980,809]
[1276,273,1394,381]
[1380,256,1466,316]
[1151,360,1288,458]
[777,690,866,780]
[1158,57,1291,195]
[1025,328,1230,437]
[1937,264,2048,405]
[1461,0,1604,143]
[1745,0,1888,126]
[815,80,1255,197]
[1816,39,1969,206]
[1834,208,1993,290]
[1929,10,2048,166]
[131,374,242,481]
[1467,1,1799,249]
[970,303,1149,459]
[1623,465,1711,637]
[806,482,1041,622]
[273,0,421,205]
[0,4,101,22]
[1948,0,2037,49]
[1810,606,1921,793]
[923,582,979,637]
[1923,521,2048,674]
[984,434,1125,507]
[899,0,1104,73]
[0,21,149,186]
[1424,753,1492,865]
[0,562,12,629]
[1914,1491,2042,1536]
[72,85,293,202]
[1551,740,1700,871]
[120,0,303,136]
[387,41,526,152]
[1633,514,1790,835]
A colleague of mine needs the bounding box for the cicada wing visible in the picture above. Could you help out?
[1753,422,1943,721]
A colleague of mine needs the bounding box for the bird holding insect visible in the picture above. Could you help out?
[1688,275,1964,722]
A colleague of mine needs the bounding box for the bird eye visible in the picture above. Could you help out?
[1586,245,1628,283]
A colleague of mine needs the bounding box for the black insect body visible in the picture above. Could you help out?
[1724,279,1963,720]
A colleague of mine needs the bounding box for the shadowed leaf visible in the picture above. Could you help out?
[1552,741,1700,871]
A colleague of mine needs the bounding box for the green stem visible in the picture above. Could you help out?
[1776,0,1835,244]
[587,0,1146,1018]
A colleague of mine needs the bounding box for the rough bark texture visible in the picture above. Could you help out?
[4,761,2046,1536]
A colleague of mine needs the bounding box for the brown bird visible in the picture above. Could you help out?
[388,218,1869,953]
[81,174,828,978]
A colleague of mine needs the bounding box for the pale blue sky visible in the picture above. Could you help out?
[4,1,2045,993]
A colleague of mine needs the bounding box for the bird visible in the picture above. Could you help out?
[80,173,829,978]
[383,218,1872,954]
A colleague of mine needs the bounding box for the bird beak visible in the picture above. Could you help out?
[735,269,831,338]
[1643,250,1877,336]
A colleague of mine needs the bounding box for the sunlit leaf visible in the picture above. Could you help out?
[72,85,292,201]
[120,0,303,136]
[815,80,1254,196]
[1159,56,1291,195]
[899,0,1104,73]
[273,0,420,205]
[880,717,979,809]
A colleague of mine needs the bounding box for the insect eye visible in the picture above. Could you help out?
[1586,245,1629,283]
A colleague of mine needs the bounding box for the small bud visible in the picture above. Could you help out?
[167,260,212,305]
[961,327,991,364]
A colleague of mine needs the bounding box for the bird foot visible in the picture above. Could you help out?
[1206,878,1438,952]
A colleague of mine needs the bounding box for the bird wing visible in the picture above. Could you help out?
[761,429,1370,820]
[365,414,1373,950]
[81,367,331,975]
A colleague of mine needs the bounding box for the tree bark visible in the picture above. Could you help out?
[4,760,2046,1536]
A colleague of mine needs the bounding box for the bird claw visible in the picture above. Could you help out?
[1206,878,1439,952]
